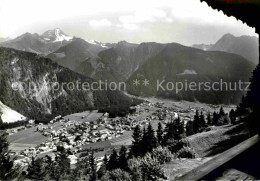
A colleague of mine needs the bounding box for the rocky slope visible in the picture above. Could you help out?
[75,42,166,82]
[0,47,134,122]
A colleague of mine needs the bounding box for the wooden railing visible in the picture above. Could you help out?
[177,134,260,180]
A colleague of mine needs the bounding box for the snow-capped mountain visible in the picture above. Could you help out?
[0,28,74,55]
[0,28,113,56]
[41,28,73,42]
[85,39,109,48]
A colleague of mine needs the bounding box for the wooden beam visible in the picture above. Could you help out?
[176,135,260,180]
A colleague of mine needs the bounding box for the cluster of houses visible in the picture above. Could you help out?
[11,101,201,167]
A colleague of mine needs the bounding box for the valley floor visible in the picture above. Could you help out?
[6,97,247,180]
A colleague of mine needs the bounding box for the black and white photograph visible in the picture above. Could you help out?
[0,0,260,180]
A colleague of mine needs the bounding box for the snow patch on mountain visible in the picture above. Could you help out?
[177,69,197,75]
[41,28,73,42]
[54,52,66,58]
[85,39,97,45]
[85,39,109,48]
[101,44,109,48]
[53,29,73,42]
[11,57,19,65]
[0,101,26,123]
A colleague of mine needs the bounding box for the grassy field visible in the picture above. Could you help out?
[110,131,133,146]
[8,127,48,152]
[63,110,103,123]
[9,143,38,152]
[147,97,235,113]
[8,127,48,144]
[82,140,112,150]
[50,111,103,131]
[188,123,249,157]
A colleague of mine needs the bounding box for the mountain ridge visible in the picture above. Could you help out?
[0,29,73,55]
[192,33,259,64]
[127,43,255,104]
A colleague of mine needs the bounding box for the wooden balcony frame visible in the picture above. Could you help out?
[177,135,260,180]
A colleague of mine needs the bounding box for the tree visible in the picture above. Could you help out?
[140,127,148,156]
[235,105,242,117]
[156,122,163,145]
[238,95,251,116]
[130,125,142,157]
[44,155,56,180]
[199,111,206,128]
[229,109,236,124]
[97,154,108,179]
[103,154,108,168]
[128,154,165,181]
[54,150,71,180]
[212,111,219,125]
[118,146,128,171]
[140,154,165,180]
[150,146,172,164]
[193,110,200,133]
[219,106,225,116]
[71,155,91,180]
[107,149,118,170]
[174,117,185,139]
[163,117,184,145]
[185,120,194,136]
[89,151,97,181]
[237,66,260,134]
[101,168,131,181]
[145,123,158,153]
[26,157,46,180]
[244,65,260,112]
[207,112,212,125]
[0,131,19,180]
[0,115,3,125]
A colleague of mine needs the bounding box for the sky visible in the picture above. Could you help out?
[0,0,257,45]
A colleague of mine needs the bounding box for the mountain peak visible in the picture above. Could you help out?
[14,32,35,41]
[118,40,138,47]
[118,40,128,44]
[213,33,236,47]
[41,28,73,42]
[221,33,235,39]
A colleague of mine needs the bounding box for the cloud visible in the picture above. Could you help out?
[117,23,139,30]
[0,0,256,40]
[119,9,167,24]
[117,8,167,30]
[165,18,173,23]
[168,0,237,25]
[89,19,112,28]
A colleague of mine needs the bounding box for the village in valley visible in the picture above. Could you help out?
[6,98,235,169]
